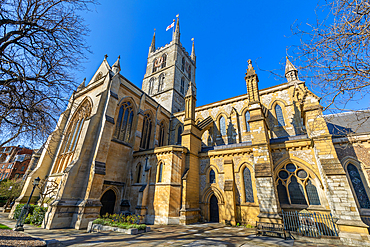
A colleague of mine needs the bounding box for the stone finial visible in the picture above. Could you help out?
[104,54,108,60]
[246,59,256,77]
[185,81,196,98]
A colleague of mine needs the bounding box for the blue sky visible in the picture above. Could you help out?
[78,0,321,107]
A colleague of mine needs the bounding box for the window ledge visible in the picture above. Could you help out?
[112,138,133,148]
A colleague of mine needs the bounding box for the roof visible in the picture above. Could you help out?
[324,111,370,136]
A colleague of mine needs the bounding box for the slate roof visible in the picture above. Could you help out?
[324,111,370,136]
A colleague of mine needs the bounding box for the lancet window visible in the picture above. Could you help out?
[114,101,134,143]
[181,57,185,71]
[158,121,166,147]
[158,162,163,183]
[245,111,250,132]
[276,163,321,206]
[275,104,285,127]
[148,78,154,95]
[187,65,191,78]
[140,113,152,150]
[347,163,370,209]
[219,116,226,136]
[158,74,165,92]
[209,169,215,183]
[243,167,254,203]
[52,100,91,174]
[152,59,157,73]
[180,77,185,95]
[161,54,167,69]
[176,125,183,145]
[136,163,142,183]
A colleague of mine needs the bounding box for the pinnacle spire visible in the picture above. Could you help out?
[185,81,196,98]
[246,59,256,77]
[285,56,299,82]
[173,15,180,43]
[149,30,156,53]
[112,56,121,74]
[77,78,86,91]
[191,38,196,62]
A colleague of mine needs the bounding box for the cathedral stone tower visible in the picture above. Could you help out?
[142,18,196,113]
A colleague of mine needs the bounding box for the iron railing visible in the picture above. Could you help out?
[282,210,338,238]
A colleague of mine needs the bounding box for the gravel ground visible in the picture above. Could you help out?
[0,229,46,247]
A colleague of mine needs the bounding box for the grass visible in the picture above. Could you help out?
[0,223,11,229]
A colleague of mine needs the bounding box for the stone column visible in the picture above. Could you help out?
[223,158,237,225]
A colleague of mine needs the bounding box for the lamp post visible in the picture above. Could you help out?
[13,177,40,231]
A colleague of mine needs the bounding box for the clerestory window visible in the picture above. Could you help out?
[114,101,134,143]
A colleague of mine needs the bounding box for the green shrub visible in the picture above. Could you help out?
[13,204,47,226]
[92,213,145,230]
[30,206,47,225]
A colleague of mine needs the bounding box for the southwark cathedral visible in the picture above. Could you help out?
[11,19,370,244]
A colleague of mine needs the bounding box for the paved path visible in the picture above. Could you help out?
[0,213,348,246]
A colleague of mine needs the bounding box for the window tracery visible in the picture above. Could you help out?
[276,163,321,206]
[180,77,185,95]
[347,163,370,209]
[275,104,285,126]
[114,101,134,143]
[181,57,185,71]
[53,100,91,174]
[140,113,152,150]
[161,54,167,69]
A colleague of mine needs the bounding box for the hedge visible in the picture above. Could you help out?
[13,203,47,226]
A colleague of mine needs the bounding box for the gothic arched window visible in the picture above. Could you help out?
[161,54,167,69]
[276,163,321,206]
[158,121,166,147]
[53,99,91,174]
[152,59,157,73]
[243,167,254,203]
[181,57,185,71]
[180,77,185,95]
[176,125,182,145]
[209,169,215,183]
[114,101,134,143]
[347,163,370,209]
[136,163,142,183]
[220,116,226,136]
[158,162,163,183]
[158,74,165,92]
[275,104,285,126]
[148,78,154,95]
[140,113,152,150]
[187,65,191,78]
[245,111,250,132]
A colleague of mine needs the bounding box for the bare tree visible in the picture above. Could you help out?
[37,178,59,205]
[292,0,370,112]
[0,0,95,147]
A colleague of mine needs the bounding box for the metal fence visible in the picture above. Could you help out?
[282,210,338,238]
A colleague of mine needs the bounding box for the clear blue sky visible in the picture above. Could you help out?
[77,0,320,107]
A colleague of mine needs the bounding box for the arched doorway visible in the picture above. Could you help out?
[100,189,116,216]
[209,195,219,222]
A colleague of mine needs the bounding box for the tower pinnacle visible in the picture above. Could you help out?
[112,56,121,74]
[191,38,196,63]
[285,56,299,82]
[173,15,180,44]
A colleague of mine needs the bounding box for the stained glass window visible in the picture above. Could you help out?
[275,104,285,126]
[277,180,289,204]
[245,111,250,132]
[348,164,370,209]
[288,176,307,205]
[210,169,215,183]
[306,180,321,205]
[220,116,226,136]
[114,101,134,143]
[243,167,254,203]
